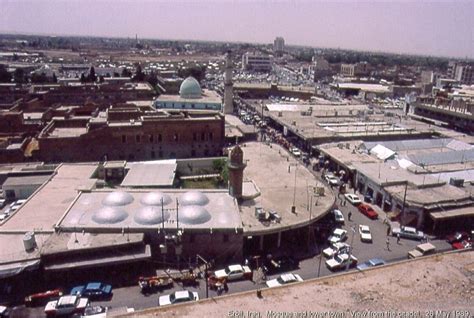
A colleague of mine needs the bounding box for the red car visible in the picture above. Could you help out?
[357,204,378,220]
[452,240,472,250]
[25,289,63,307]
[446,232,469,244]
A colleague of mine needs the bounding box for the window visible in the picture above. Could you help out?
[149,135,154,143]
[201,132,205,141]
[191,104,195,108]
[193,132,197,141]
[191,149,196,156]
[158,134,162,142]
[173,133,178,141]
[151,151,155,159]
[122,135,127,143]
[209,132,213,141]
[136,135,141,143]
[159,151,163,158]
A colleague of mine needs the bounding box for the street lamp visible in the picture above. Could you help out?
[289,163,298,212]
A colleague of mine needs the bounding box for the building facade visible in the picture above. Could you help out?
[242,53,273,72]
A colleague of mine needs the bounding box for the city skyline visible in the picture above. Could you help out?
[0,0,474,58]
[1,0,473,59]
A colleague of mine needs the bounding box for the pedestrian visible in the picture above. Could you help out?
[397,233,401,244]
[386,238,390,251]
[386,226,391,236]
[348,211,352,221]
[342,199,346,206]
[223,280,229,293]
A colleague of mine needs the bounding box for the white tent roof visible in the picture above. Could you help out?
[370,144,396,161]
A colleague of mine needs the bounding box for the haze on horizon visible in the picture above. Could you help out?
[1,0,473,59]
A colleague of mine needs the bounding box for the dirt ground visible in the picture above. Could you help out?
[125,251,474,317]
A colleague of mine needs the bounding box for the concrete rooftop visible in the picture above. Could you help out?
[239,142,335,235]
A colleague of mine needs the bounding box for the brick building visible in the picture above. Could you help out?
[34,104,225,162]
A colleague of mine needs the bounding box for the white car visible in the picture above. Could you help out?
[290,148,301,157]
[323,242,350,258]
[158,290,199,306]
[214,264,252,281]
[44,295,89,317]
[359,225,372,243]
[266,273,303,288]
[325,175,340,186]
[326,253,358,271]
[344,194,362,205]
[328,228,347,244]
[333,209,345,224]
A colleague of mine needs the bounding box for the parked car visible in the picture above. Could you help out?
[290,148,301,157]
[70,282,112,300]
[356,258,386,270]
[326,253,358,271]
[323,242,350,258]
[408,243,436,259]
[0,199,6,209]
[263,255,299,274]
[327,228,347,244]
[358,204,378,219]
[214,264,252,281]
[25,289,63,307]
[344,194,361,205]
[446,232,469,244]
[266,273,303,288]
[44,295,89,317]
[325,175,340,187]
[359,225,372,243]
[333,209,345,224]
[452,240,472,250]
[77,306,107,318]
[392,226,426,241]
[158,290,199,306]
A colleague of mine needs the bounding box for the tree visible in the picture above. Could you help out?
[121,68,132,78]
[88,66,97,82]
[0,65,12,83]
[146,70,158,88]
[132,64,145,82]
[213,159,229,186]
[80,73,86,83]
[52,72,57,83]
[178,65,206,83]
[99,75,105,83]
[31,72,48,84]
[13,68,27,84]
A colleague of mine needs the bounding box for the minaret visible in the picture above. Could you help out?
[224,51,234,114]
[228,145,246,199]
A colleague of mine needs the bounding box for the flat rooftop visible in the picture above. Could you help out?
[58,189,242,231]
[0,164,97,231]
[2,174,51,187]
[121,160,177,187]
[48,127,88,138]
[239,142,334,235]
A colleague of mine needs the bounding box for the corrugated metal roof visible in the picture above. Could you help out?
[408,148,474,166]
[364,138,456,152]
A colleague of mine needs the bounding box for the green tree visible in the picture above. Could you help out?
[52,72,57,83]
[31,72,48,83]
[88,66,97,82]
[212,159,229,186]
[0,65,12,83]
[121,67,132,77]
[13,68,27,84]
[133,64,145,82]
[80,73,86,83]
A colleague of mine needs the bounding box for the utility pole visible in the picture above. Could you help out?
[196,254,210,299]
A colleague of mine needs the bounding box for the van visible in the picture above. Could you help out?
[408,243,436,259]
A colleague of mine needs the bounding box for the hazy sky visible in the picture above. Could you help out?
[1,0,473,58]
